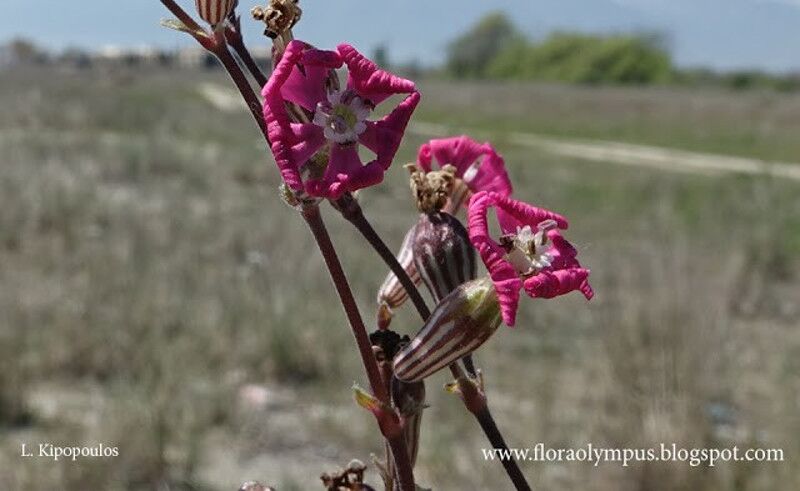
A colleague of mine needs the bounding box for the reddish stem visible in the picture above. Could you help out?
[225,19,269,88]
[301,204,416,491]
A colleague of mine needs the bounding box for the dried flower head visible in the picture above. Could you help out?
[406,163,457,214]
[252,0,302,39]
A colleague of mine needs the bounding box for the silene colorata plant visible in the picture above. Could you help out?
[158,1,593,489]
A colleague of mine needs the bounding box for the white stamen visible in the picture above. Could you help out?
[313,88,371,144]
[505,221,557,276]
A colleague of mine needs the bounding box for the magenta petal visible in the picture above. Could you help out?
[265,113,303,192]
[494,194,569,235]
[467,191,523,326]
[417,136,513,200]
[301,47,344,69]
[263,41,327,192]
[545,231,594,299]
[496,208,519,235]
[495,276,523,327]
[279,42,342,112]
[338,161,385,196]
[289,123,325,164]
[338,44,416,105]
[546,231,580,269]
[324,143,363,179]
[263,43,307,192]
[360,91,421,170]
[418,136,485,172]
[305,144,384,200]
[471,148,513,197]
[523,268,592,300]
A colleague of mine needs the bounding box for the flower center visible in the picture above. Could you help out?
[313,89,371,144]
[500,220,558,276]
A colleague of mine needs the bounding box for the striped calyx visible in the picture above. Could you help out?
[412,212,476,303]
[195,0,236,28]
[393,277,502,383]
[376,224,421,328]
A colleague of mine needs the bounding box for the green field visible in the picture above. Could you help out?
[0,66,798,490]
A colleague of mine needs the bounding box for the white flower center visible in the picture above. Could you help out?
[313,89,370,144]
[503,220,557,276]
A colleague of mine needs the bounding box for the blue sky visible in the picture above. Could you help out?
[3,0,800,72]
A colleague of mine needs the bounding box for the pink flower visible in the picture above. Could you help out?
[262,40,421,199]
[467,191,593,327]
[417,136,513,210]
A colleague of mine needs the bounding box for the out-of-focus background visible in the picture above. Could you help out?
[1,1,799,490]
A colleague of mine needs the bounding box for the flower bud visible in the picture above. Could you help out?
[376,224,420,328]
[195,0,236,28]
[412,211,476,303]
[393,278,502,383]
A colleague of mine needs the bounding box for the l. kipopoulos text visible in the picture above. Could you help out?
[20,443,119,461]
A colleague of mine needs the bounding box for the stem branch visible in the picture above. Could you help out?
[337,195,532,491]
[225,19,269,87]
[301,204,415,491]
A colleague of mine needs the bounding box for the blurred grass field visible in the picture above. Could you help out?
[0,65,799,490]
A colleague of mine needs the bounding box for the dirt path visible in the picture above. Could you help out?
[409,121,800,182]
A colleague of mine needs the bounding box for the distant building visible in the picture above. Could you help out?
[0,39,272,73]
[176,46,217,69]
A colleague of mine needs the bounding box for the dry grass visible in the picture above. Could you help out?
[0,66,798,490]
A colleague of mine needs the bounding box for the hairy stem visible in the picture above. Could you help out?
[336,195,532,491]
[225,20,269,87]
[301,204,416,491]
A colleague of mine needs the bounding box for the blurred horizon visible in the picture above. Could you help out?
[2,0,800,73]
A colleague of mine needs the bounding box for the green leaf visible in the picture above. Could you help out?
[159,18,206,38]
